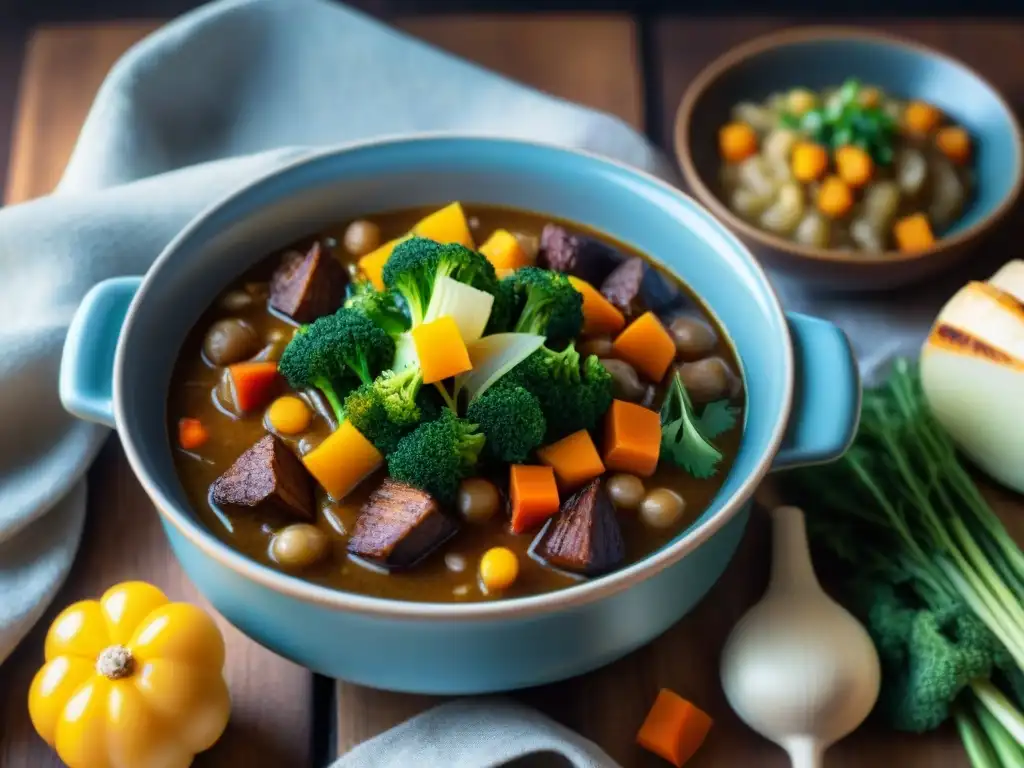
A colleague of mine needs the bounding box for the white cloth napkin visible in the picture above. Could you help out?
[0,0,980,763]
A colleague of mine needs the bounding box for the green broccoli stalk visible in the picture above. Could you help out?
[502,266,583,342]
[502,344,612,442]
[343,366,444,455]
[466,383,546,463]
[387,410,486,505]
[343,281,409,337]
[277,308,395,423]
[786,360,1024,765]
[382,237,498,327]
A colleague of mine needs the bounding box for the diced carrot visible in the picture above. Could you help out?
[604,400,661,477]
[718,122,757,163]
[412,202,475,249]
[358,235,408,291]
[611,311,676,382]
[893,213,935,254]
[537,430,606,490]
[302,420,383,500]
[177,417,209,450]
[816,175,853,219]
[790,142,828,183]
[509,464,561,534]
[228,361,280,413]
[903,101,942,135]
[412,315,473,384]
[636,689,713,767]
[568,276,626,337]
[936,126,972,165]
[835,146,874,188]
[480,229,533,271]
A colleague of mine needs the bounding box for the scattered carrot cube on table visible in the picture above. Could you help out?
[537,430,606,490]
[412,201,475,249]
[412,315,473,384]
[480,229,532,271]
[302,420,383,500]
[568,276,626,336]
[636,688,713,767]
[509,464,561,533]
[604,399,661,477]
[611,311,676,382]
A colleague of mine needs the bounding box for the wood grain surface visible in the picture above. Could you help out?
[2,14,1023,768]
[0,14,643,768]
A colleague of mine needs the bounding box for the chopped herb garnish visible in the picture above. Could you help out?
[659,373,734,479]
[780,78,897,165]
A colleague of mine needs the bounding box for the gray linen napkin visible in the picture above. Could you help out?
[0,0,977,763]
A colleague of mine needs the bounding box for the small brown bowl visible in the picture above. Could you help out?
[674,26,1024,291]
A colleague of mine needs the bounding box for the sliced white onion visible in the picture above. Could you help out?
[457,333,545,402]
[921,268,1024,493]
[422,275,494,343]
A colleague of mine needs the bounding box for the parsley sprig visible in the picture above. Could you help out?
[659,372,739,479]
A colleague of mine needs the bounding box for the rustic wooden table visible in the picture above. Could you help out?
[1,14,1022,768]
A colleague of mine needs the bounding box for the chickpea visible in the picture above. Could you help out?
[674,357,739,403]
[640,488,686,529]
[218,289,254,312]
[458,478,500,524]
[668,316,717,361]
[203,318,259,366]
[479,547,519,593]
[343,220,382,257]
[599,358,646,402]
[606,473,645,511]
[579,336,614,359]
[271,524,329,569]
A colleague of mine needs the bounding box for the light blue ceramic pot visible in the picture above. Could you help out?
[59,137,860,694]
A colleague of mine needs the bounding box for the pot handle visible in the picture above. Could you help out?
[59,276,142,428]
[771,312,861,471]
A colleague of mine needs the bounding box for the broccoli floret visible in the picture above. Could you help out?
[343,382,408,455]
[343,366,441,454]
[387,409,486,504]
[848,576,1004,733]
[382,237,498,326]
[503,266,583,341]
[343,282,409,337]
[466,384,546,463]
[483,278,516,335]
[503,345,612,442]
[277,308,395,423]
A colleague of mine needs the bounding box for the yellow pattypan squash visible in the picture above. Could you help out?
[28,581,231,768]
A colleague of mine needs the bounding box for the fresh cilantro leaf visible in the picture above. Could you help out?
[696,400,740,440]
[659,373,723,479]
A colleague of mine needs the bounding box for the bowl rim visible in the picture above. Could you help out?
[116,133,795,622]
[674,25,1024,267]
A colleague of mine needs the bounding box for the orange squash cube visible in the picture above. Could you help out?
[611,311,677,382]
[358,235,408,290]
[509,464,561,534]
[412,202,475,249]
[302,421,383,500]
[480,229,532,271]
[537,430,606,489]
[603,399,661,477]
[568,276,626,336]
[412,315,473,384]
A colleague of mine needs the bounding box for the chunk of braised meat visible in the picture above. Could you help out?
[532,478,625,576]
[600,257,646,316]
[538,224,624,285]
[348,479,459,570]
[211,435,315,520]
[269,241,348,324]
